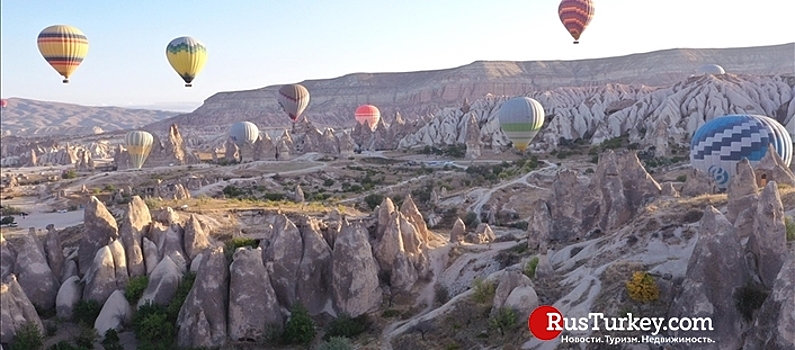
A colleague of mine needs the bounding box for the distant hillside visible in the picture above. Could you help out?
[147,43,794,134]
[0,98,180,137]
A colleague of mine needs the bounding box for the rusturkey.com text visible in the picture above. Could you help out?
[547,312,714,336]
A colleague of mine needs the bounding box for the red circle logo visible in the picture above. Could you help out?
[528,305,563,340]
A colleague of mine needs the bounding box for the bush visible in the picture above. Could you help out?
[625,271,660,303]
[472,277,496,304]
[46,341,85,350]
[71,326,97,349]
[133,302,174,349]
[786,216,795,242]
[489,307,518,336]
[283,303,316,345]
[61,170,77,179]
[73,299,102,326]
[381,309,400,318]
[364,193,384,211]
[434,283,450,305]
[734,282,769,321]
[166,271,196,323]
[463,211,480,228]
[101,329,123,350]
[323,178,335,187]
[222,185,247,198]
[317,336,353,350]
[676,175,687,182]
[125,275,149,304]
[323,313,369,341]
[524,256,540,279]
[10,321,44,350]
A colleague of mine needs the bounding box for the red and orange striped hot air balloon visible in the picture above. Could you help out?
[354,104,380,131]
[37,25,89,83]
[558,0,595,44]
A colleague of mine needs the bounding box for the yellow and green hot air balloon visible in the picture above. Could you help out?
[498,97,545,152]
[166,36,207,87]
[37,25,89,83]
[125,131,154,169]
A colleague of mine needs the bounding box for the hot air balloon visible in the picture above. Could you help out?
[0,100,7,108]
[229,121,259,147]
[125,131,154,169]
[498,97,545,152]
[277,84,310,122]
[355,105,381,131]
[690,114,792,190]
[166,36,207,87]
[37,25,89,83]
[696,64,725,75]
[558,0,595,44]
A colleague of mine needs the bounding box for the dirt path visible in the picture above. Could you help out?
[467,160,557,216]
[190,161,326,197]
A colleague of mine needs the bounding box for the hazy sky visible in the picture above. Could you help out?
[1,0,792,112]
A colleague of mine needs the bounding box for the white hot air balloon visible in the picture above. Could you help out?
[229,121,259,147]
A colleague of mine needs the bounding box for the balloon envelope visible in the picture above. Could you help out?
[558,0,595,43]
[0,99,7,108]
[498,97,545,151]
[696,64,725,75]
[166,36,207,87]
[690,114,792,190]
[37,25,89,83]
[229,121,259,147]
[355,105,381,131]
[277,84,310,122]
[125,131,154,169]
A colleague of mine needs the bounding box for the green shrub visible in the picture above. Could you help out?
[323,178,335,187]
[46,341,85,350]
[61,170,77,179]
[323,313,369,341]
[381,309,400,318]
[523,256,540,279]
[283,303,316,345]
[10,321,43,350]
[133,302,174,348]
[317,337,353,350]
[734,282,769,321]
[434,283,450,305]
[472,277,496,304]
[101,329,123,350]
[125,275,149,304]
[489,307,518,336]
[71,326,97,349]
[676,175,687,182]
[364,193,384,211]
[166,271,196,323]
[785,216,795,242]
[73,300,102,326]
[463,211,480,228]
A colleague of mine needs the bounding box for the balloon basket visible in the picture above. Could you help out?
[573,41,579,44]
[62,79,69,84]
[185,83,192,88]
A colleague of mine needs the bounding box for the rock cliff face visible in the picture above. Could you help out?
[145,44,794,133]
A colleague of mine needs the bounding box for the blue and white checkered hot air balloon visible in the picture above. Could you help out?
[690,114,793,190]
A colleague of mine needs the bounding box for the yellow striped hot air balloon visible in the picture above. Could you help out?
[37,25,89,83]
[166,36,207,87]
[125,131,154,169]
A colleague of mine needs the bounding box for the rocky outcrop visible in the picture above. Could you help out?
[373,202,431,293]
[177,246,228,348]
[224,139,240,163]
[44,225,64,282]
[262,215,302,308]
[464,114,482,159]
[465,223,495,244]
[0,275,44,344]
[295,216,332,315]
[749,182,788,289]
[138,256,183,307]
[669,206,749,350]
[754,144,795,188]
[228,247,283,341]
[449,218,465,243]
[94,290,132,337]
[331,221,382,317]
[12,230,59,310]
[55,276,82,320]
[82,245,118,305]
[0,233,14,281]
[742,252,795,350]
[80,197,119,275]
[119,196,151,278]
[183,214,210,262]
[727,159,759,223]
[252,134,277,161]
[680,168,717,197]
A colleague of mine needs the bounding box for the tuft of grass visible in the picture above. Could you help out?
[472,277,496,304]
[625,271,660,303]
[523,256,540,279]
[785,216,795,242]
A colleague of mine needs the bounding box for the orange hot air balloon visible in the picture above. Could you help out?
[37,25,89,83]
[355,104,380,131]
[558,0,595,44]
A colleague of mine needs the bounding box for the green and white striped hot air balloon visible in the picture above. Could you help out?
[498,97,545,151]
[125,130,154,169]
[229,121,259,147]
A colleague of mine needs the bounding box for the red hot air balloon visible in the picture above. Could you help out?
[0,99,7,108]
[558,0,595,44]
[355,105,381,131]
